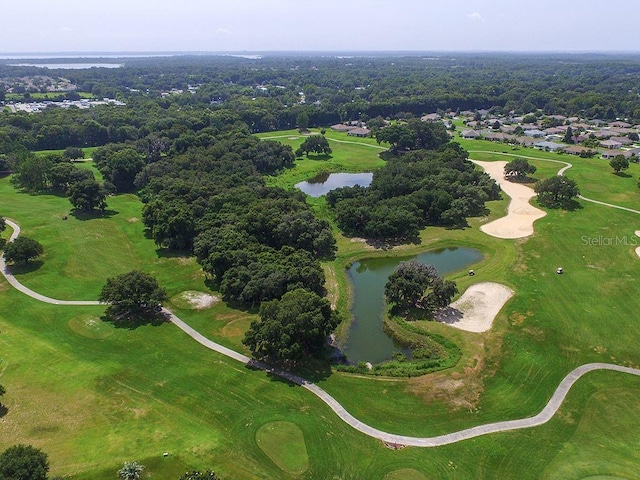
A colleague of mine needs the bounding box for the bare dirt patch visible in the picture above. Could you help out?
[171,291,219,310]
[407,354,487,412]
[323,264,339,308]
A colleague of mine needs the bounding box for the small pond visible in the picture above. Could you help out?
[343,247,483,365]
[295,172,373,197]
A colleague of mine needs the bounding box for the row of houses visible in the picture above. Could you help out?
[461,128,640,159]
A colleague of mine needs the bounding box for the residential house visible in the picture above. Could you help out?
[330,124,355,132]
[524,129,545,138]
[544,127,567,136]
[421,113,441,121]
[534,141,566,152]
[601,149,626,160]
[564,145,594,156]
[347,127,370,137]
[610,121,632,128]
[600,139,623,149]
[626,147,640,159]
[610,136,633,145]
[593,130,614,139]
[461,129,481,139]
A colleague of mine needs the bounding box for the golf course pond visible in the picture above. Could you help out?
[295,172,373,197]
[343,247,483,365]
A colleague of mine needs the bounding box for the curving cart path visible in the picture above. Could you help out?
[468,150,640,215]
[3,187,640,446]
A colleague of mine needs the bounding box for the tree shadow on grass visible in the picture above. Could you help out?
[222,297,260,315]
[0,404,8,418]
[101,310,169,330]
[155,247,192,259]
[402,307,438,322]
[71,209,119,221]
[363,235,421,250]
[563,199,584,211]
[8,260,44,275]
[245,356,333,385]
[613,171,632,178]
[305,154,333,161]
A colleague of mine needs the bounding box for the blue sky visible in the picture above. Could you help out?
[2,0,637,53]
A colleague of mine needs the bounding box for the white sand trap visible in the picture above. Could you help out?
[177,291,219,309]
[636,247,640,258]
[435,282,514,333]
[635,230,640,237]
[472,160,547,239]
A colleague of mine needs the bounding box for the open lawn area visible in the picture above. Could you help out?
[2,131,640,478]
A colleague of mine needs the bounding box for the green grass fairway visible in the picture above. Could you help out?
[2,132,640,478]
[384,469,427,480]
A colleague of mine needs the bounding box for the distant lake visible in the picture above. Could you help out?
[8,63,123,69]
[295,172,373,197]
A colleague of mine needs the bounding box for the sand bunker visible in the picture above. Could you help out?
[472,160,546,239]
[436,282,514,333]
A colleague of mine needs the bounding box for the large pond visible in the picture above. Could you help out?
[295,172,373,197]
[343,247,483,365]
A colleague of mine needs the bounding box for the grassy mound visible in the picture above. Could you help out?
[67,314,113,339]
[255,421,309,475]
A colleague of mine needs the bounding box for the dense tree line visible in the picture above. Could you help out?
[137,129,335,309]
[4,53,640,156]
[327,142,500,240]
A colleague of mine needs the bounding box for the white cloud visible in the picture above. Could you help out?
[467,12,484,21]
[216,28,232,36]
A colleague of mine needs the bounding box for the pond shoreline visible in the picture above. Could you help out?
[338,246,484,366]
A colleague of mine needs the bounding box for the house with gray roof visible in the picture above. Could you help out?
[524,129,545,138]
[461,129,481,139]
[347,127,370,137]
[600,139,623,149]
[534,141,566,152]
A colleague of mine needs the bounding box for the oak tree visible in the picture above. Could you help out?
[3,237,43,265]
[99,271,168,322]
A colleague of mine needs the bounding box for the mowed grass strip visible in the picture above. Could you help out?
[255,421,309,475]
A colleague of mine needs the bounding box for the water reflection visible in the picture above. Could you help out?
[296,172,373,197]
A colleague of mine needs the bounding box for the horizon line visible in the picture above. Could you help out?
[2,49,640,56]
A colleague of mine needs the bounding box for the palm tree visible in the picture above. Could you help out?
[117,461,144,480]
